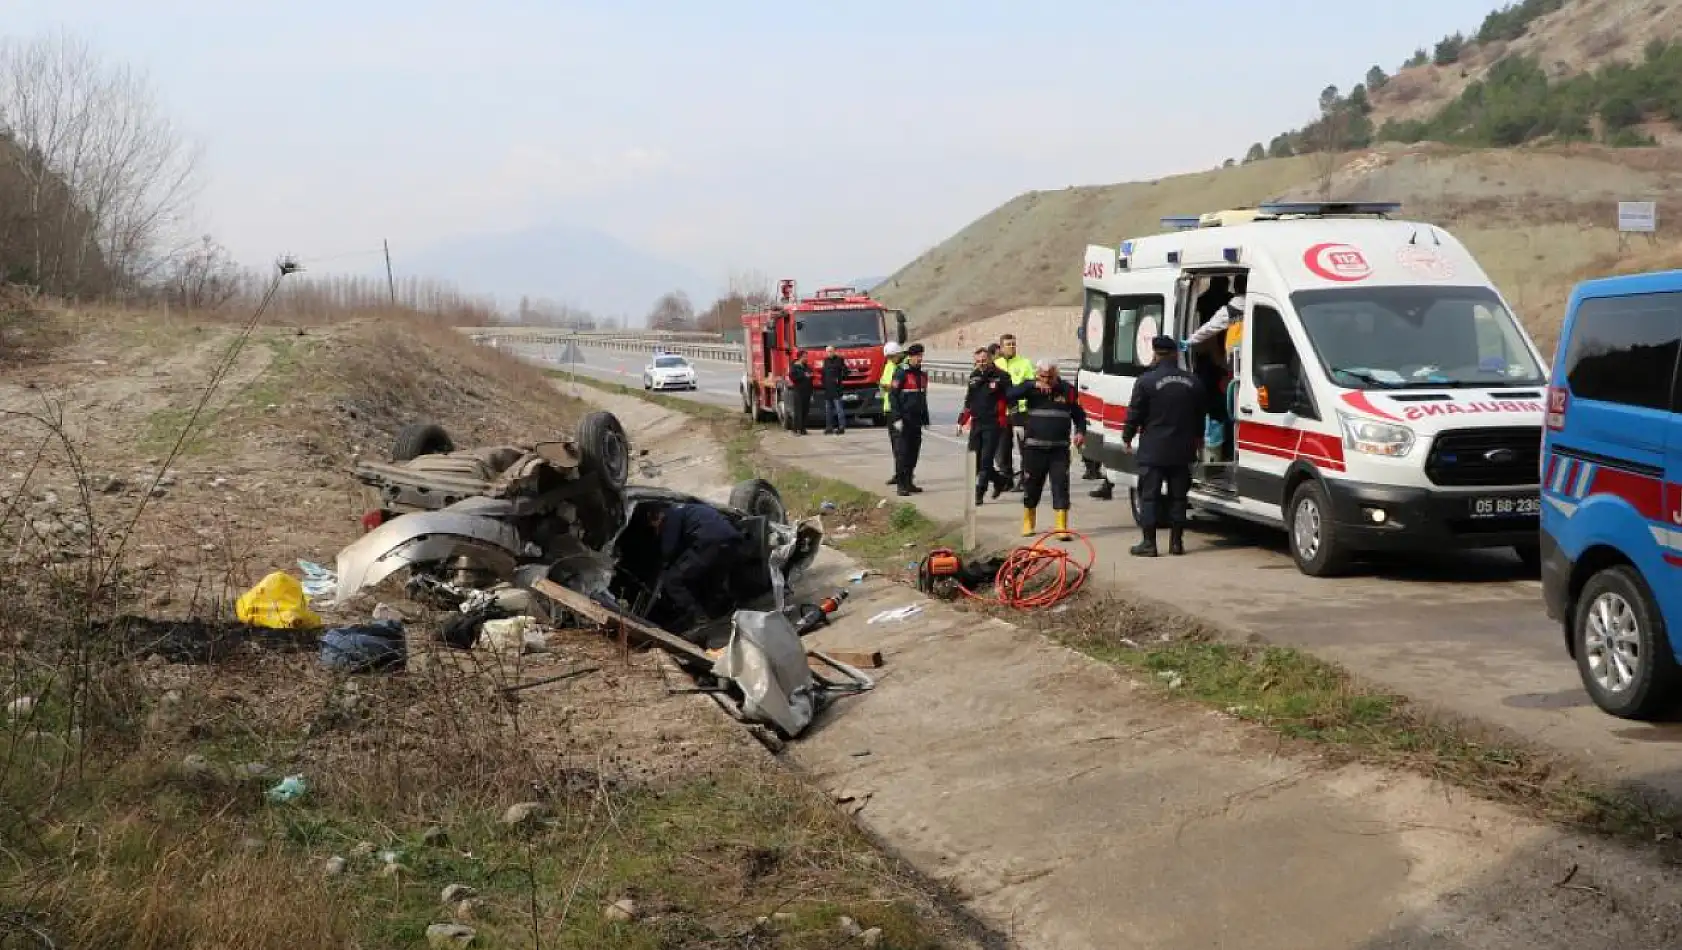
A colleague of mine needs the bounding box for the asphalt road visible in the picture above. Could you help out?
[518,340,1682,798]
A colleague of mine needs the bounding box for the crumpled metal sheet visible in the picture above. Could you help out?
[334,510,524,602]
[766,517,823,611]
[712,608,817,737]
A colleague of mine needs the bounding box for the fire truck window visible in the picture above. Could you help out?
[1080,290,1106,373]
[1108,295,1162,376]
[791,308,885,348]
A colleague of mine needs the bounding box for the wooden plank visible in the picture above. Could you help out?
[530,578,713,665]
[809,650,883,670]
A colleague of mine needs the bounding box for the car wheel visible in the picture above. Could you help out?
[1514,543,1541,576]
[1573,565,1682,720]
[1286,480,1350,577]
[729,478,787,524]
[577,411,630,489]
[391,422,453,462]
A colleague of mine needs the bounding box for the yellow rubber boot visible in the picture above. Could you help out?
[1054,509,1071,541]
[1021,508,1037,537]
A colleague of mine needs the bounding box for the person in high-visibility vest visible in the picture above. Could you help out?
[992,333,1035,493]
[879,342,905,486]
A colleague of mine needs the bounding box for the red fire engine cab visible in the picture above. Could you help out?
[739,279,907,429]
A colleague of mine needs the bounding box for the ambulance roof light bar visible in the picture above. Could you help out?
[1256,201,1401,218]
[1160,215,1201,230]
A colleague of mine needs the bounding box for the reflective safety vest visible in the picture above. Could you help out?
[879,358,901,412]
[995,354,1034,412]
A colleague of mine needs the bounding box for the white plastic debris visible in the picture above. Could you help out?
[867,605,923,624]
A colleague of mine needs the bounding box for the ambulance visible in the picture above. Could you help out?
[1078,201,1550,576]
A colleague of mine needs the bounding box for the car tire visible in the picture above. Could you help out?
[391,422,453,462]
[577,410,630,489]
[1514,543,1541,576]
[1286,480,1350,577]
[1573,565,1682,720]
[729,478,788,524]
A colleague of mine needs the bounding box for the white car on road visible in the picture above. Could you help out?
[643,354,697,391]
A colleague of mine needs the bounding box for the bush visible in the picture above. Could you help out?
[1434,33,1466,66]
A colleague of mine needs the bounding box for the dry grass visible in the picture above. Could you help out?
[0,301,974,950]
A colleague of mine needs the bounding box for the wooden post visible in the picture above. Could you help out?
[963,441,977,551]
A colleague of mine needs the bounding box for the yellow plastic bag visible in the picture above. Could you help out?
[236,572,322,629]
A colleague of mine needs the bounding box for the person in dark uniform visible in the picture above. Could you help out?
[1121,335,1206,557]
[820,345,847,434]
[647,502,747,637]
[787,350,813,435]
[956,346,1010,505]
[1006,359,1087,538]
[889,343,930,496]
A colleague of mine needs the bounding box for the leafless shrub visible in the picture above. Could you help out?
[162,235,241,311]
[1385,71,1432,105]
[0,29,200,296]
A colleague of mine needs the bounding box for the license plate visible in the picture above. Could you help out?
[843,394,860,405]
[1468,495,1539,518]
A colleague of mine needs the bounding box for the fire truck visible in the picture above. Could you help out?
[739,280,907,429]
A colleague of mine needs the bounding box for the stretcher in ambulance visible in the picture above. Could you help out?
[1077,202,1549,576]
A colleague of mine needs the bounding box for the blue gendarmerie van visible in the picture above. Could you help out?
[1541,270,1682,720]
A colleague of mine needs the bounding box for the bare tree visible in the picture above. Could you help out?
[647,290,694,330]
[727,269,775,310]
[1309,85,1349,200]
[0,30,200,295]
[163,235,239,310]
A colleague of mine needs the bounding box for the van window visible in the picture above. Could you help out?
[1563,292,1682,411]
[1108,295,1163,375]
[1291,285,1543,389]
[1080,290,1106,373]
[1249,305,1297,384]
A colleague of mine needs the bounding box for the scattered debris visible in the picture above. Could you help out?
[93,616,316,664]
[323,856,347,877]
[861,927,884,946]
[867,605,922,624]
[480,615,546,654]
[319,620,406,673]
[1157,671,1185,690]
[235,571,322,630]
[501,801,547,828]
[265,774,307,803]
[604,898,638,922]
[499,666,599,697]
[425,922,476,947]
[297,559,337,601]
[421,826,449,846]
[838,915,863,938]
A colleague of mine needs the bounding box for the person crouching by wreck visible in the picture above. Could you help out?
[645,502,746,637]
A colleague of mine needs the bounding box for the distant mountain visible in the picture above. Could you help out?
[850,275,888,291]
[398,222,718,324]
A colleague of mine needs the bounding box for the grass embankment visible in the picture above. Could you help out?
[571,373,1682,855]
[0,308,966,950]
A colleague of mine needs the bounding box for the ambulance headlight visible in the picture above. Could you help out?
[1336,411,1414,457]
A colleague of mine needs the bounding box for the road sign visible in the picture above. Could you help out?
[557,340,583,365]
[1618,201,1657,233]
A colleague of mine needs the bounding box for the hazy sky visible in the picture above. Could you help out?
[15,1,1511,291]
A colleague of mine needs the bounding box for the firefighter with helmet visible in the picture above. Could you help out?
[1005,359,1087,539]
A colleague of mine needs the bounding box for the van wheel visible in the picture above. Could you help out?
[1573,565,1681,720]
[392,423,453,462]
[1287,480,1350,577]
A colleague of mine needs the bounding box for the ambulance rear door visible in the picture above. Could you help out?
[1080,273,1176,488]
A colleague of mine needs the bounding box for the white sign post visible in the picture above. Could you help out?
[1618,200,1658,249]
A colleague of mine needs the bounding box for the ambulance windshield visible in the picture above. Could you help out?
[1291,285,1544,389]
[794,308,885,348]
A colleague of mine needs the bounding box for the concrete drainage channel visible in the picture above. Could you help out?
[558,382,1682,950]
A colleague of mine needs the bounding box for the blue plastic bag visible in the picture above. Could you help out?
[319,619,406,673]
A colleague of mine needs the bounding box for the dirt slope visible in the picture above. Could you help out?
[882,143,1682,354]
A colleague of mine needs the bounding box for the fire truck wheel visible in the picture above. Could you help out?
[776,389,795,430]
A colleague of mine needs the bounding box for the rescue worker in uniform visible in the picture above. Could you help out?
[993,334,1035,491]
[821,345,847,434]
[889,343,930,496]
[647,502,747,637]
[879,341,905,485]
[1121,336,1206,557]
[1006,359,1087,539]
[1185,275,1246,439]
[956,346,1010,505]
[787,349,813,435]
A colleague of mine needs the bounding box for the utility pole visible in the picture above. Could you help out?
[383,239,397,304]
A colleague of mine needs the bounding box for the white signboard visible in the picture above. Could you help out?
[1618,201,1657,233]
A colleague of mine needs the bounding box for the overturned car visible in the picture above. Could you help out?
[334,412,822,638]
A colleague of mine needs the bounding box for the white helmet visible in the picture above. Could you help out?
[883,341,903,357]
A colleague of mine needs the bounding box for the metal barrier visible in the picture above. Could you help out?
[470,331,1077,386]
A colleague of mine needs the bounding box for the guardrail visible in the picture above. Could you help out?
[471,331,1077,386]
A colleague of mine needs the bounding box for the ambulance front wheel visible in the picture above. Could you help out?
[1287,480,1351,577]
